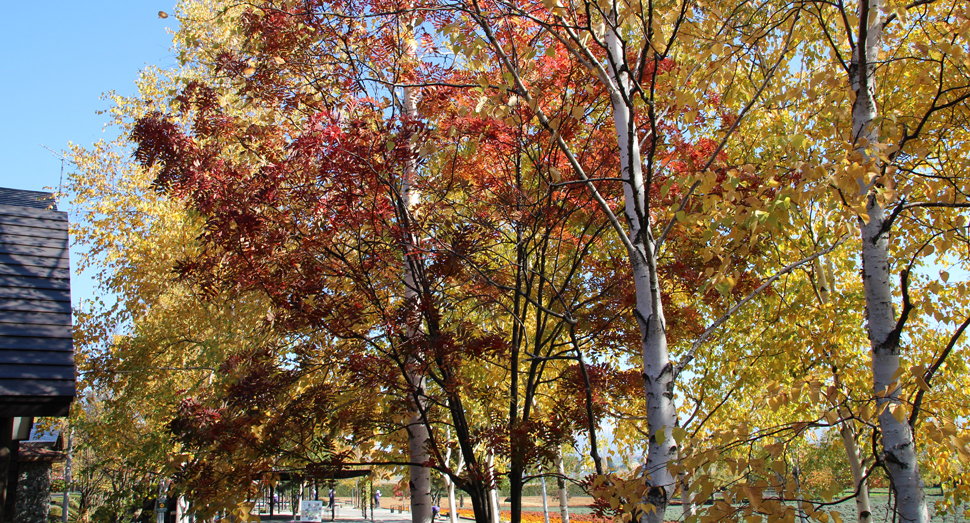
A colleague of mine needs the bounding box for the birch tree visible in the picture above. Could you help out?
[801,0,970,518]
[427,0,841,519]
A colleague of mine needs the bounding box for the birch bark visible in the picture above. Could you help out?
[817,260,871,523]
[555,447,569,523]
[540,468,550,523]
[850,0,928,519]
[604,19,678,523]
[445,445,464,523]
[488,449,501,523]
[401,49,433,523]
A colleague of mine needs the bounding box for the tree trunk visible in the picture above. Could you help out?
[443,424,464,523]
[555,448,569,523]
[604,20,678,523]
[62,429,73,523]
[406,370,433,523]
[447,468,460,523]
[817,261,872,523]
[539,467,550,523]
[840,424,872,523]
[508,465,522,523]
[679,469,695,521]
[850,0,928,519]
[862,205,927,523]
[488,449,501,523]
[401,65,433,523]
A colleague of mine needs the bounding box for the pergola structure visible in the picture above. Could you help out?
[0,188,75,523]
[252,468,373,521]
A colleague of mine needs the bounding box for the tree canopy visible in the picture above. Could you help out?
[62,0,970,522]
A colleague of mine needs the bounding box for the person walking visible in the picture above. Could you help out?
[330,487,337,521]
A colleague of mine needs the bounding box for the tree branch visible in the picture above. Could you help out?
[674,236,847,377]
[909,315,970,429]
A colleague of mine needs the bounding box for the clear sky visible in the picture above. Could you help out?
[0,2,178,305]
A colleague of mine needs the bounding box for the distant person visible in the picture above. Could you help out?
[432,505,440,520]
[330,488,336,507]
[375,490,381,507]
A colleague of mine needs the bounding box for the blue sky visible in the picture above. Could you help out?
[1,3,178,306]
[0,3,177,193]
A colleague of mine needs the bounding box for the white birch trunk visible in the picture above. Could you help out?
[443,424,464,523]
[401,53,433,523]
[555,448,569,523]
[604,19,678,523]
[488,449,501,523]
[679,470,695,521]
[840,424,872,523]
[851,0,928,520]
[540,467,550,523]
[818,261,872,523]
[298,482,304,519]
[446,462,461,523]
[176,497,190,523]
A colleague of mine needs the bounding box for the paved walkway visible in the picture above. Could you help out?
[257,506,417,523]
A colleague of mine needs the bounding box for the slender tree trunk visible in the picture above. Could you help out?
[406,369,433,523]
[679,469,695,521]
[443,423,465,523]
[508,465,523,523]
[62,429,73,523]
[818,261,872,523]
[446,450,463,523]
[604,20,678,523]
[850,0,928,519]
[540,467,550,523]
[862,204,927,523]
[400,58,433,523]
[438,374,491,523]
[488,449,501,523]
[555,448,569,523]
[840,424,872,523]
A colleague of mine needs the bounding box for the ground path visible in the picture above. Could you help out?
[256,505,420,523]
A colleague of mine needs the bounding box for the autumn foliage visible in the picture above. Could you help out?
[62,0,970,521]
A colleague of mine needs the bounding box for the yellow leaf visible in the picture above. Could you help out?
[549,167,562,183]
[770,460,786,475]
[891,404,908,424]
[911,365,930,391]
[673,426,687,444]
[892,366,907,381]
[158,11,169,18]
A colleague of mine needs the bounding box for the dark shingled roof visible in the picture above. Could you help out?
[0,187,74,417]
[0,189,57,211]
